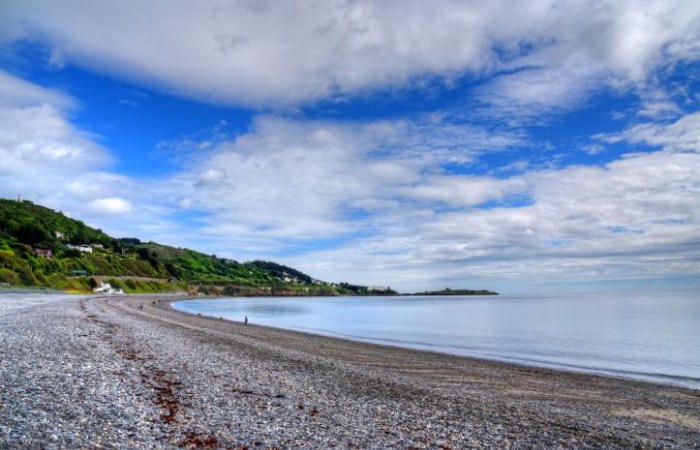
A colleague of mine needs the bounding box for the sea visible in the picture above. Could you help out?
[173,292,700,389]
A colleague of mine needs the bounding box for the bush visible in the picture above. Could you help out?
[34,270,49,286]
[64,249,81,258]
[16,222,51,245]
[107,278,126,290]
[0,268,20,285]
[62,277,90,292]
[17,266,39,286]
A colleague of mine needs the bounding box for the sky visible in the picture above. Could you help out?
[1,0,699,293]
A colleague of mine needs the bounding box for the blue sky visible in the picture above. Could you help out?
[1,0,699,293]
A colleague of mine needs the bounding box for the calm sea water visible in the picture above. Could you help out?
[173,293,700,389]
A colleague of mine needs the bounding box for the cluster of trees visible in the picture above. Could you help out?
[249,260,314,284]
[337,282,398,295]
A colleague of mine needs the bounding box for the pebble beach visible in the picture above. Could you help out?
[1,294,699,449]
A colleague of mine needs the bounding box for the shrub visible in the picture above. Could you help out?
[0,268,20,285]
[17,266,38,285]
[107,278,126,290]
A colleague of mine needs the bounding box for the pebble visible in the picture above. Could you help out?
[1,293,698,449]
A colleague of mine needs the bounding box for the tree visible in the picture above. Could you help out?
[16,222,51,245]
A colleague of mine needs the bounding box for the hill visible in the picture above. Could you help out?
[0,199,384,295]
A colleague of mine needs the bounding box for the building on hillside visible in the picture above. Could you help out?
[33,248,53,259]
[65,244,93,253]
[55,231,65,240]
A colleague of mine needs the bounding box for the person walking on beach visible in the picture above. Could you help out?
[244,315,248,325]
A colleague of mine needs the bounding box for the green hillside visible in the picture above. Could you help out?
[0,198,381,295]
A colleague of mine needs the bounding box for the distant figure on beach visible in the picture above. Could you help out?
[138,304,143,310]
[244,315,248,325]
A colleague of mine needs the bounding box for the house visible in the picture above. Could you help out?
[55,231,65,240]
[33,248,53,259]
[65,244,93,253]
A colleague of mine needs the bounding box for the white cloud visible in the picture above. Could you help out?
[87,197,132,215]
[406,176,528,208]
[117,109,697,291]
[477,58,610,121]
[609,111,700,151]
[0,71,114,215]
[0,72,110,189]
[1,70,698,290]
[0,72,182,240]
[0,69,74,109]
[47,46,66,69]
[154,115,522,253]
[278,114,700,290]
[0,104,108,175]
[2,0,698,109]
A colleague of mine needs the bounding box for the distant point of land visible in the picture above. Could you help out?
[408,288,498,295]
[410,288,498,296]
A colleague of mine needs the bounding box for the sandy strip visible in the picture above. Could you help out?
[2,294,699,449]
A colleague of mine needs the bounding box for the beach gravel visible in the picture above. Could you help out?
[1,294,699,449]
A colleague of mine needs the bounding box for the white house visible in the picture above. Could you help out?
[65,244,93,253]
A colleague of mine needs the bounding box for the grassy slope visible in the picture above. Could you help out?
[0,199,358,295]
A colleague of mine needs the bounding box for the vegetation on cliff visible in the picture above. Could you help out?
[0,199,354,295]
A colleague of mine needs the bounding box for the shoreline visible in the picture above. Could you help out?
[2,293,699,448]
[169,295,700,392]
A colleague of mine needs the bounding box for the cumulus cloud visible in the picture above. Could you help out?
[0,104,109,175]
[276,114,700,290]
[0,71,110,186]
[406,176,529,208]
[0,72,181,240]
[0,69,74,109]
[111,107,694,291]
[1,71,698,289]
[87,197,133,215]
[2,0,698,109]
[156,115,522,250]
[607,111,700,151]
